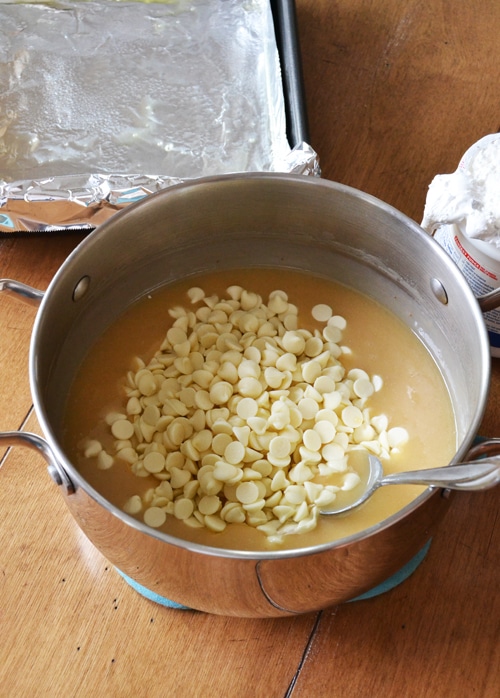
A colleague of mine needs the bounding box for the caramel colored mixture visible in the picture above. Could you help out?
[63,269,456,551]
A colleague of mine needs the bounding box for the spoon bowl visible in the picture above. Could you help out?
[320,453,500,516]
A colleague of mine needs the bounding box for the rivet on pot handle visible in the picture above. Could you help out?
[0,431,76,495]
[0,279,44,307]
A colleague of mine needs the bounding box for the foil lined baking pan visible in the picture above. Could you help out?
[0,0,319,234]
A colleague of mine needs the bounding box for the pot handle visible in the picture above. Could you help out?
[477,288,500,313]
[0,279,44,307]
[0,431,75,495]
[449,438,500,490]
[465,437,500,460]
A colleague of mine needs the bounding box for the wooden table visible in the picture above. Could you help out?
[1,1,499,695]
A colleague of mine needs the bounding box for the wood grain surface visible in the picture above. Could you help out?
[1,1,499,696]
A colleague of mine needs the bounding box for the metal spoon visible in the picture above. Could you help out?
[319,454,500,516]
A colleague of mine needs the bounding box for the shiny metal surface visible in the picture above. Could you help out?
[1,174,494,615]
[478,287,500,313]
[0,279,44,307]
[0,430,75,494]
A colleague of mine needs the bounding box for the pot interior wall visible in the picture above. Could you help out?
[32,175,489,471]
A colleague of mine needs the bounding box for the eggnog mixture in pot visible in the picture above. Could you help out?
[63,269,456,551]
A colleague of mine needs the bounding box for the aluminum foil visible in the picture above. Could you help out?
[0,0,319,233]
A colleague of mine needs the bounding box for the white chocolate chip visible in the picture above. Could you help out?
[387,426,409,448]
[281,331,306,355]
[342,472,362,491]
[83,439,102,458]
[236,481,259,504]
[224,441,246,465]
[143,451,166,474]
[312,303,333,322]
[144,506,167,528]
[173,498,195,520]
[187,287,205,303]
[97,450,114,470]
[111,419,135,440]
[123,494,143,515]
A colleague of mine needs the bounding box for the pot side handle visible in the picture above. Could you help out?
[477,287,500,313]
[450,438,500,491]
[0,431,75,495]
[0,279,44,307]
[465,437,500,460]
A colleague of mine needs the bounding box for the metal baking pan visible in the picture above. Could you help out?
[0,0,317,236]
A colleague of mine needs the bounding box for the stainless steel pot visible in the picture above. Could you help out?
[1,173,499,617]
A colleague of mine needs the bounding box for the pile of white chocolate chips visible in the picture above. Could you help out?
[83,286,408,543]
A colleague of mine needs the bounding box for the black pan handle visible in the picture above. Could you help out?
[271,0,310,148]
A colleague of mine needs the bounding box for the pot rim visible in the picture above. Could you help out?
[29,172,492,561]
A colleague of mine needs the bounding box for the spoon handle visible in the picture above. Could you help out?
[380,457,500,491]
